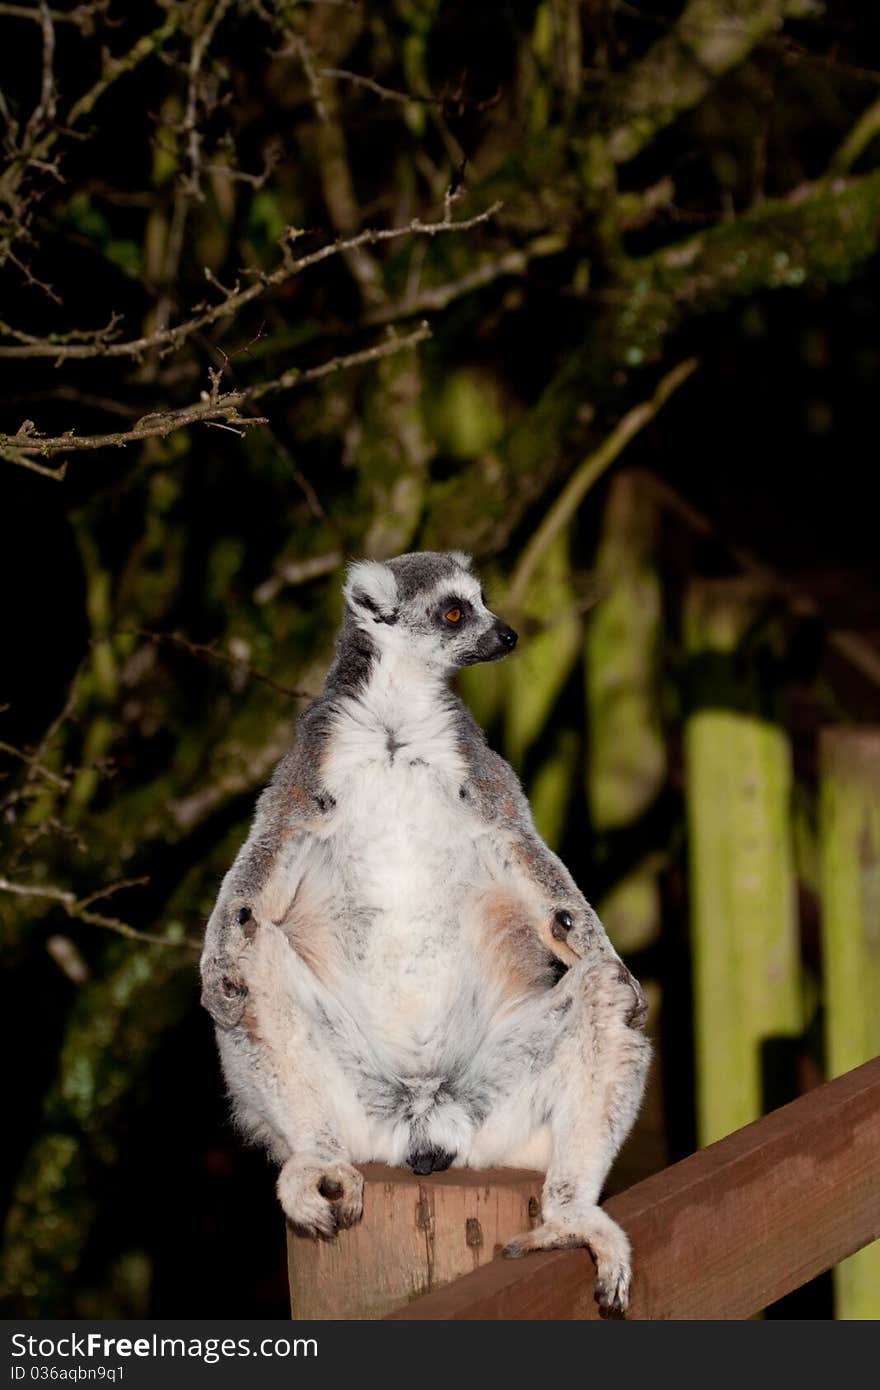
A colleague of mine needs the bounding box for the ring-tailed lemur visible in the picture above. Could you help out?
[200,551,650,1316]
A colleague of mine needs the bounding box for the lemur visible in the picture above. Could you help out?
[200,551,650,1316]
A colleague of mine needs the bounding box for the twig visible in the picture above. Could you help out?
[0,738,71,790]
[29,658,85,777]
[0,2,109,26]
[245,320,431,401]
[365,235,564,326]
[0,312,123,348]
[0,204,500,360]
[0,449,67,479]
[0,400,265,457]
[254,549,343,605]
[112,628,314,700]
[0,8,183,273]
[0,876,201,950]
[506,357,699,610]
[22,1,57,149]
[0,320,432,464]
[65,9,183,127]
[830,96,880,175]
[320,66,439,107]
[182,0,236,200]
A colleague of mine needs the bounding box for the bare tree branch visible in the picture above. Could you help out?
[364,234,564,326]
[0,2,109,29]
[0,737,71,791]
[111,628,315,701]
[22,2,57,150]
[182,0,237,200]
[0,204,499,359]
[0,321,432,468]
[320,66,440,107]
[0,8,184,270]
[0,876,201,950]
[831,96,880,175]
[253,549,343,605]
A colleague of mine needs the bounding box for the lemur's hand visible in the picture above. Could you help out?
[546,903,604,964]
[200,901,259,1028]
[547,907,646,1021]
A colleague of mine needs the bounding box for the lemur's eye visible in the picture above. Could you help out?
[445,607,462,624]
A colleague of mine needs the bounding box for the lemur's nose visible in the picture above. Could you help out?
[495,622,518,651]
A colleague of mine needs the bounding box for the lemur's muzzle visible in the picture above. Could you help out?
[461,619,519,665]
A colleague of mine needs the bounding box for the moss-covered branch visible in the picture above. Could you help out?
[617,171,880,365]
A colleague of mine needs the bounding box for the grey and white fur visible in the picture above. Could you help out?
[200,551,650,1316]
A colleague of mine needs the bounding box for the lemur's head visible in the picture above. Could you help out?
[343,551,518,673]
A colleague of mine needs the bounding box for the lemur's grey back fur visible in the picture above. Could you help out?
[201,551,649,1316]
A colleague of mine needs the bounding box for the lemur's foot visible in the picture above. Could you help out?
[502,1206,632,1318]
[277,1158,364,1238]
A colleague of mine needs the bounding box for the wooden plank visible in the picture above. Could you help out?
[388,1056,880,1320]
[819,730,880,1318]
[288,1165,542,1320]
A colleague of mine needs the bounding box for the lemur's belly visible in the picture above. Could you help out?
[327,757,486,1039]
[286,709,507,1061]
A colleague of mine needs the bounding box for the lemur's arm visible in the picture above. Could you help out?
[459,716,613,964]
[200,703,335,1028]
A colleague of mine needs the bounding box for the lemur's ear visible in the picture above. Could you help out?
[449,550,472,570]
[344,560,400,625]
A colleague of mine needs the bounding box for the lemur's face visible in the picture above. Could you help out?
[344,551,518,673]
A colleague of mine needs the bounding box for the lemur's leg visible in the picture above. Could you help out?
[214,916,367,1237]
[465,950,649,1315]
[500,952,650,1317]
[201,798,366,1239]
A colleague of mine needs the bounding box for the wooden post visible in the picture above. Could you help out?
[287,1165,542,1320]
[684,579,802,1147]
[819,729,880,1319]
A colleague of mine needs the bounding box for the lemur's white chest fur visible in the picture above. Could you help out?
[311,653,493,1055]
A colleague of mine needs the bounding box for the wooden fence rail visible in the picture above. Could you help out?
[387,1056,880,1320]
